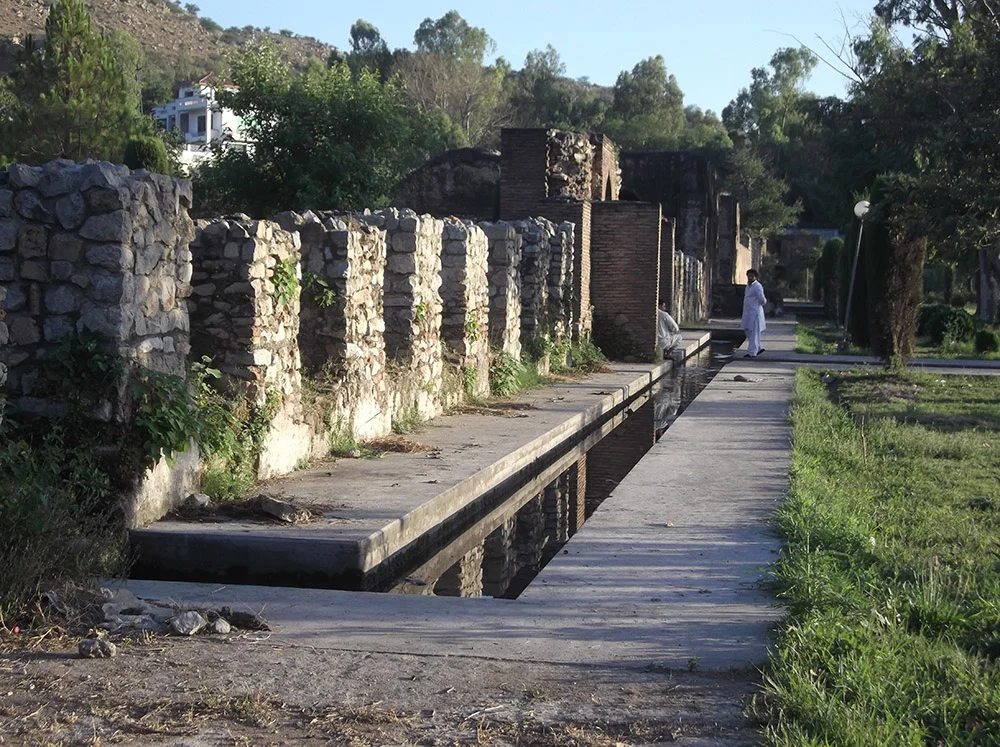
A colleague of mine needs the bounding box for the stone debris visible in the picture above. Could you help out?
[78,636,117,659]
[255,494,311,523]
[184,492,211,508]
[170,610,207,636]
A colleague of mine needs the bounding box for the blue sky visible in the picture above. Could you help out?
[190,0,878,115]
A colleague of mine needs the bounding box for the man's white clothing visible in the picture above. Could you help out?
[657,308,682,353]
[741,280,767,356]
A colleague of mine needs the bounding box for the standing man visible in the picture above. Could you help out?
[741,269,767,358]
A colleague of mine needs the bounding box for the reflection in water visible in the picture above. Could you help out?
[387,341,731,599]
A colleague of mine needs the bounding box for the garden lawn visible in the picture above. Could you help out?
[762,369,1000,746]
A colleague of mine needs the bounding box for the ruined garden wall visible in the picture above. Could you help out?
[539,198,592,339]
[440,219,490,399]
[660,218,677,318]
[277,210,390,442]
[590,201,662,362]
[516,218,556,361]
[499,129,550,221]
[547,131,594,201]
[590,134,621,202]
[482,221,522,360]
[187,215,307,479]
[0,160,198,525]
[548,222,575,344]
[371,210,447,421]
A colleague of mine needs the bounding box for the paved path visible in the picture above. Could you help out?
[123,322,797,672]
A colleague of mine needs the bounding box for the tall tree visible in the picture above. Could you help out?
[396,11,507,146]
[603,55,685,149]
[506,45,607,131]
[346,19,393,80]
[0,0,149,164]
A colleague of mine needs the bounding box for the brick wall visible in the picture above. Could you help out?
[590,134,620,201]
[660,218,676,317]
[499,129,550,220]
[590,201,661,362]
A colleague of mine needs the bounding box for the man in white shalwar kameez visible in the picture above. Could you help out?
[741,269,767,357]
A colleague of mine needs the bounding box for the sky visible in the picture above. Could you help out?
[188,0,879,115]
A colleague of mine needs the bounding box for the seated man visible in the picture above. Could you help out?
[657,301,683,354]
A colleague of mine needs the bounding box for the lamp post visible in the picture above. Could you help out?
[839,200,871,352]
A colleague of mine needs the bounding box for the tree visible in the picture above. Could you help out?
[346,19,393,80]
[603,56,685,149]
[720,145,802,239]
[506,45,607,131]
[191,42,448,217]
[0,0,151,164]
[397,11,508,146]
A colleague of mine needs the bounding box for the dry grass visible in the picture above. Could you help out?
[360,435,437,454]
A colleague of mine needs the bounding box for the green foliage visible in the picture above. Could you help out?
[192,360,281,500]
[391,407,424,435]
[763,370,1000,745]
[304,271,337,308]
[974,327,1000,354]
[919,304,974,345]
[719,145,802,239]
[0,0,156,164]
[460,365,477,396]
[950,293,967,308]
[413,301,428,323]
[123,136,170,173]
[192,42,440,216]
[0,423,126,622]
[603,55,685,150]
[132,369,201,466]
[488,348,523,397]
[272,256,299,307]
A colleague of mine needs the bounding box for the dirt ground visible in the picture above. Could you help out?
[0,629,762,746]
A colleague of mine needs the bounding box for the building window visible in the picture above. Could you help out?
[184,89,194,97]
[180,113,189,132]
[197,115,207,133]
[168,115,176,131]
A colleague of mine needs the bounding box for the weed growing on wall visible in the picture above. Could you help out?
[192,360,282,501]
[488,348,523,397]
[391,407,424,435]
[460,365,478,396]
[272,256,299,307]
[303,271,337,308]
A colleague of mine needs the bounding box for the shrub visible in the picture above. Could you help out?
[975,327,1000,354]
[489,348,523,397]
[123,136,170,174]
[918,303,974,345]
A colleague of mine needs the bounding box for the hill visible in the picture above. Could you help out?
[0,0,336,85]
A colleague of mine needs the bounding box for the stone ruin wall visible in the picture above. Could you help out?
[516,218,555,360]
[483,221,522,360]
[547,131,595,201]
[1,159,595,526]
[277,210,390,442]
[0,160,198,525]
[440,219,490,399]
[371,210,447,421]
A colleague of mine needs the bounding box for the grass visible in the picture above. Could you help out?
[760,369,1000,745]
[797,320,1000,360]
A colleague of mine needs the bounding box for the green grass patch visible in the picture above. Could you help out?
[760,369,1000,745]
[795,322,864,355]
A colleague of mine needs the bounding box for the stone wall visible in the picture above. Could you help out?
[547,130,594,201]
[0,160,197,525]
[188,216,301,407]
[440,219,490,399]
[516,218,556,359]
[374,210,446,421]
[548,222,575,343]
[661,218,677,318]
[277,210,390,441]
[540,198,592,339]
[482,221,522,360]
[391,148,500,221]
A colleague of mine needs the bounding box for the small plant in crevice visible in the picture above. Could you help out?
[463,316,481,343]
[413,300,428,324]
[272,256,299,307]
[304,271,337,308]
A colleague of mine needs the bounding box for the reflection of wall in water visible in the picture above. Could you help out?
[585,401,655,516]
[434,543,484,597]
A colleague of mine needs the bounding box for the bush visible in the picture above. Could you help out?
[123,136,170,173]
[975,327,1000,354]
[489,348,523,397]
[918,303,974,345]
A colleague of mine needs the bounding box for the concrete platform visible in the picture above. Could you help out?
[132,333,712,590]
[121,324,793,671]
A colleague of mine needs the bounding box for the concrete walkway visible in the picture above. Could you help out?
[123,322,797,672]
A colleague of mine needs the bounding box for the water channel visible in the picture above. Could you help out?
[378,341,733,599]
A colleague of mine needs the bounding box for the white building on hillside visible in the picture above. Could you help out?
[151,74,247,172]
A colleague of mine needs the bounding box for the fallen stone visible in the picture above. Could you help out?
[256,495,310,523]
[170,610,207,636]
[78,637,117,659]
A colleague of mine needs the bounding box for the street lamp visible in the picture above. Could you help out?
[839,200,871,352]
